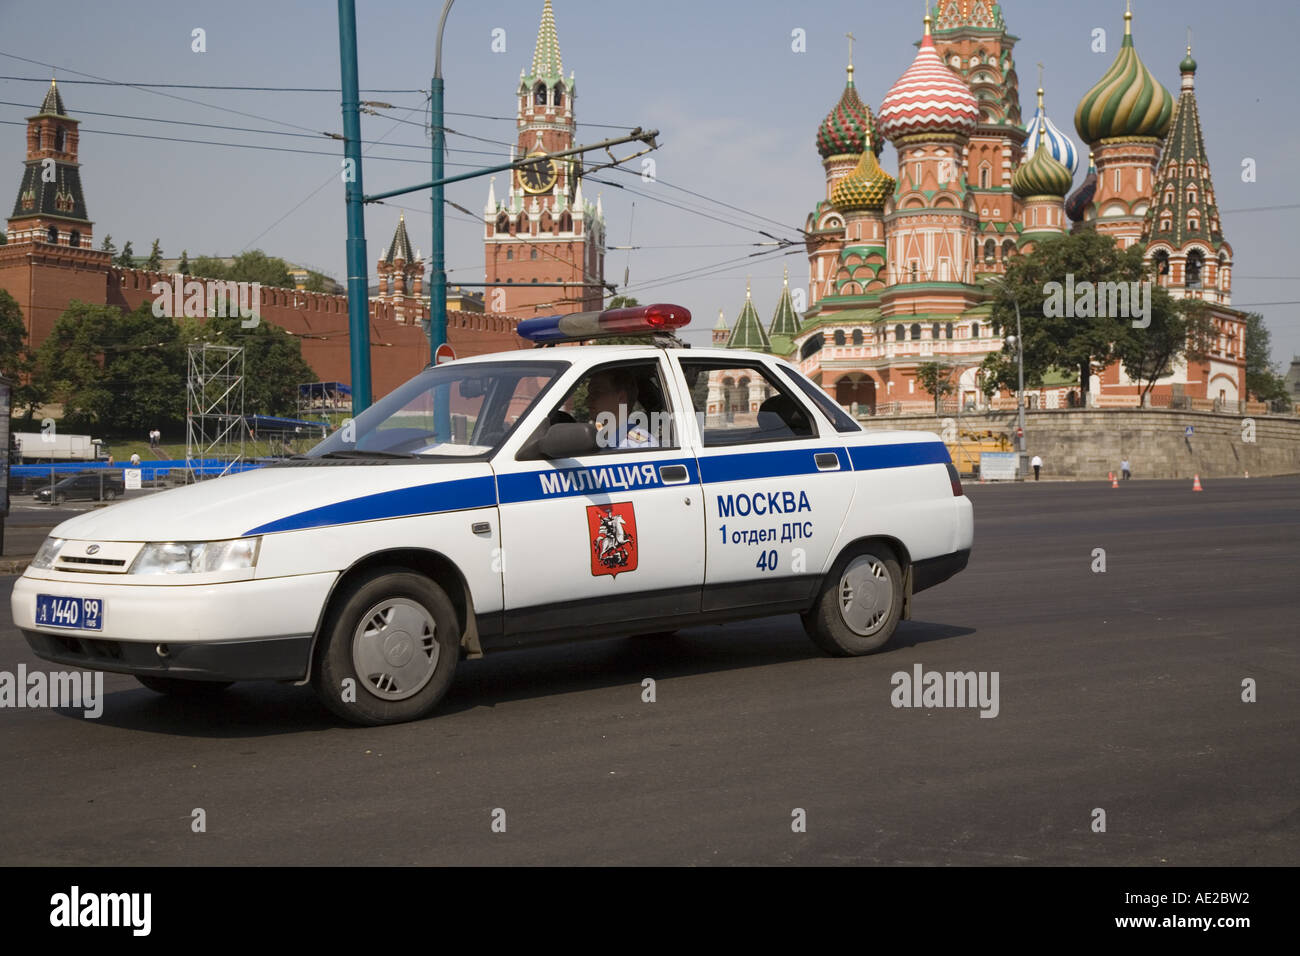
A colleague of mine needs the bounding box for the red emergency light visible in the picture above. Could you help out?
[517,304,691,343]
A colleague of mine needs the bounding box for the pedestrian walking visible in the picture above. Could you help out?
[1031,454,1042,481]
[129,452,141,466]
[1121,458,1131,480]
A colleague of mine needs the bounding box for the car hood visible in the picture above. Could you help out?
[49,461,496,542]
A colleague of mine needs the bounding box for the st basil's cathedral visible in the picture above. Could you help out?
[717,1,1246,414]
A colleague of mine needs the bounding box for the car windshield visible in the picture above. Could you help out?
[304,359,568,460]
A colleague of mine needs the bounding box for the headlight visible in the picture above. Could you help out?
[130,538,261,575]
[30,537,66,570]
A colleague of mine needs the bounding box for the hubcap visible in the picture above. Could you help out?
[838,555,892,636]
[351,598,439,701]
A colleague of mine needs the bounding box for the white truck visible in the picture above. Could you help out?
[15,433,105,463]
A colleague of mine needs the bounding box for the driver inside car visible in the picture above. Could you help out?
[585,369,659,449]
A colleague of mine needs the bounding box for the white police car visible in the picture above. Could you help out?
[12,304,973,725]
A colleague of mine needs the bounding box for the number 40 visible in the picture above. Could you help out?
[756,549,778,572]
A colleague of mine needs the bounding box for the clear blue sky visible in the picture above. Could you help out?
[1,0,1296,367]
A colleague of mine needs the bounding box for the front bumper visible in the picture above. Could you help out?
[12,571,337,681]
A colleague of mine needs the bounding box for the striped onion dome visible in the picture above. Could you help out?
[1012,133,1073,199]
[1074,9,1172,145]
[831,148,897,212]
[1022,90,1079,176]
[817,67,884,159]
[878,15,979,142]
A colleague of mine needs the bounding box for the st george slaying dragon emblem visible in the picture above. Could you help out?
[585,502,638,578]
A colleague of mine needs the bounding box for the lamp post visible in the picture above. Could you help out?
[431,0,454,363]
[991,276,1028,480]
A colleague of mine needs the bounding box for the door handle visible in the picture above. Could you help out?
[659,464,689,484]
[815,452,841,471]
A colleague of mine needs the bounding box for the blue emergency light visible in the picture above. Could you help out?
[517,304,691,343]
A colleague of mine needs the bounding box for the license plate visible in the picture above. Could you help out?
[35,594,105,631]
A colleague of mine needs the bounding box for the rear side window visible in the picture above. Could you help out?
[678,359,816,447]
[776,366,861,433]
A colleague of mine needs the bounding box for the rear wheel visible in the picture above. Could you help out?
[137,675,234,695]
[802,542,904,656]
[103,488,118,501]
[311,567,459,726]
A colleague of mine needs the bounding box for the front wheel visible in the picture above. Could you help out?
[311,568,460,726]
[103,488,118,501]
[802,543,904,656]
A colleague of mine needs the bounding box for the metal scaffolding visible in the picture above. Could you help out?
[185,344,245,480]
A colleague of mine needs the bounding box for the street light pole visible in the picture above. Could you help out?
[431,0,454,365]
[1014,298,1027,480]
[337,0,371,413]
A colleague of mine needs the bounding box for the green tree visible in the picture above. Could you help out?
[1243,312,1288,404]
[188,250,295,289]
[188,315,317,416]
[178,249,190,275]
[916,361,957,412]
[114,240,135,268]
[302,270,331,293]
[146,238,163,270]
[0,229,7,245]
[0,289,40,415]
[99,234,116,258]
[1118,294,1215,405]
[32,301,186,434]
[988,230,1201,408]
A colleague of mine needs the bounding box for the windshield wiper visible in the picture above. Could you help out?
[316,450,417,460]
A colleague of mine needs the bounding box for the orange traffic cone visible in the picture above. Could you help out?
[1111,474,1119,489]
[1192,474,1203,492]
[1245,470,1250,479]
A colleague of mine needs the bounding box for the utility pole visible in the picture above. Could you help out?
[337,0,371,413]
[430,0,454,365]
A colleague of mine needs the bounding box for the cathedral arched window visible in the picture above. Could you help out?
[979,164,991,189]
[971,322,980,339]
[833,330,846,346]
[55,127,65,151]
[534,83,547,106]
[1185,249,1204,288]
[852,328,863,346]
[553,84,565,108]
[46,226,57,243]
[516,213,528,234]
[530,249,538,260]
[1152,249,1170,281]
[991,321,1001,337]
[559,211,572,232]
[1160,218,1171,232]
[1189,217,1199,232]
[496,213,509,233]
[69,230,80,248]
[945,322,954,340]
[1003,239,1016,260]
[910,323,921,341]
[984,238,996,261]
[506,249,513,260]
[1164,190,1173,205]
[894,324,905,343]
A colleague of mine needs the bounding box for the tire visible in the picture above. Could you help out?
[53,493,64,506]
[802,542,904,656]
[104,489,118,501]
[310,567,460,726]
[137,675,234,695]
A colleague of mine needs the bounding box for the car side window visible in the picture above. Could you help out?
[546,359,678,452]
[678,360,817,447]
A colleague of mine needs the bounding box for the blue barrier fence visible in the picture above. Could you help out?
[11,459,267,484]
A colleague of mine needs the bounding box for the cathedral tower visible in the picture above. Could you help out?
[376,214,426,326]
[1141,47,1232,305]
[1074,4,1173,249]
[484,0,605,314]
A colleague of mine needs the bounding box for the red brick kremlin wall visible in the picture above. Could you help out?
[103,267,531,399]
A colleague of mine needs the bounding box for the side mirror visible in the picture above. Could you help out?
[539,422,597,459]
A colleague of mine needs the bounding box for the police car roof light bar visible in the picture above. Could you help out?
[517,304,691,344]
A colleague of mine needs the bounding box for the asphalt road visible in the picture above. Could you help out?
[0,477,1295,865]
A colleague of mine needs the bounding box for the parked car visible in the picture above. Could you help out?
[33,471,126,504]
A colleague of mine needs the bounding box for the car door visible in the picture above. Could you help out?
[492,355,705,645]
[675,357,856,613]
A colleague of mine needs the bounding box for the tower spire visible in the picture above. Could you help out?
[531,0,564,82]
